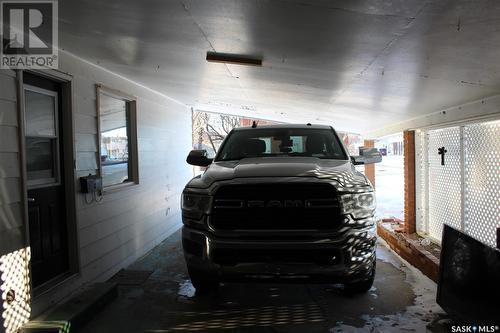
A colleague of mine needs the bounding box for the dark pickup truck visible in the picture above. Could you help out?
[181,124,381,293]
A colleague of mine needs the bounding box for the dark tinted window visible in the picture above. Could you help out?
[216,128,347,161]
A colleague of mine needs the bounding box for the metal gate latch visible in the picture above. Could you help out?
[438,146,447,166]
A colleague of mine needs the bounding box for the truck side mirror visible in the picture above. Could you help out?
[186,150,213,167]
[351,147,382,165]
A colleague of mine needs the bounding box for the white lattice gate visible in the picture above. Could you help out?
[416,119,500,247]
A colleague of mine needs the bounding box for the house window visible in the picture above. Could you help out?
[24,85,60,187]
[97,85,138,188]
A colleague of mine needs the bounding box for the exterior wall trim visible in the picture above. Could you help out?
[365,95,500,138]
[15,70,29,250]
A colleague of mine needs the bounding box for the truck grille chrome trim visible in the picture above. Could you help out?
[214,199,244,209]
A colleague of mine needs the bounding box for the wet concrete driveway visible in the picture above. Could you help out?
[81,230,444,333]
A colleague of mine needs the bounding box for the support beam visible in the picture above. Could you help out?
[364,95,500,138]
[403,130,416,234]
[364,139,375,188]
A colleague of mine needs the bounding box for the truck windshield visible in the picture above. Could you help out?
[215,128,347,161]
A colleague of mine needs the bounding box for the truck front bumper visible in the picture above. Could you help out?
[182,226,376,283]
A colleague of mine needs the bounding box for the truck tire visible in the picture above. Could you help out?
[188,267,219,293]
[344,263,376,294]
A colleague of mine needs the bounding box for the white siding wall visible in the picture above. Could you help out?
[31,52,192,315]
[0,70,25,256]
[0,70,32,333]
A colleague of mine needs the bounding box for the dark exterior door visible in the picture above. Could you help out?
[24,73,69,288]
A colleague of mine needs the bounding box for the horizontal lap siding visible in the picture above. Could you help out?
[0,99,18,126]
[76,94,190,271]
[0,71,25,256]
[0,153,21,178]
[32,51,191,315]
[0,126,19,152]
[79,212,181,283]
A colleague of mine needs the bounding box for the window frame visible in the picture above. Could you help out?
[96,84,139,191]
[24,84,61,189]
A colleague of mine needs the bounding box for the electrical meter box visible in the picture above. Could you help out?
[80,174,103,193]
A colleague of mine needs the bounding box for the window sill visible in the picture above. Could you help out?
[103,181,138,194]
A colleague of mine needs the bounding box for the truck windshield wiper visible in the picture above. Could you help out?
[286,152,309,157]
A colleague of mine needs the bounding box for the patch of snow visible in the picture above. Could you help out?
[177,279,196,298]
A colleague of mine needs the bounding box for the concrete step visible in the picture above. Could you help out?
[21,283,117,333]
[20,321,71,333]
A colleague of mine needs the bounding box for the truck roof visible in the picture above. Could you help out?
[232,123,333,131]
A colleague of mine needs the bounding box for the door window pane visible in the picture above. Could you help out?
[25,90,56,137]
[26,137,56,182]
[100,93,130,187]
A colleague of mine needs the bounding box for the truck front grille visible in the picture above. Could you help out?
[210,183,342,231]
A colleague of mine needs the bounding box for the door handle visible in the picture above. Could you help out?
[28,197,35,203]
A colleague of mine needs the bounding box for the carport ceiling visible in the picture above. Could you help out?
[60,0,500,134]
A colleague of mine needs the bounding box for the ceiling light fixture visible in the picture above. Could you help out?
[206,52,262,66]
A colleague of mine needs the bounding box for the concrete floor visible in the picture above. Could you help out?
[81,229,445,333]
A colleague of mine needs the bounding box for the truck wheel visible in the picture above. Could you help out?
[188,267,219,293]
[344,264,376,294]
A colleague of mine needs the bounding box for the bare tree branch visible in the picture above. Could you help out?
[205,122,217,152]
[194,110,275,154]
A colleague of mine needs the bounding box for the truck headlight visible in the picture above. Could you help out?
[340,192,376,219]
[181,192,211,220]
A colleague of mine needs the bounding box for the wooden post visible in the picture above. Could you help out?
[404,130,416,234]
[364,139,375,189]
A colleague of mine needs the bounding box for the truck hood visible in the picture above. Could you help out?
[186,157,371,192]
